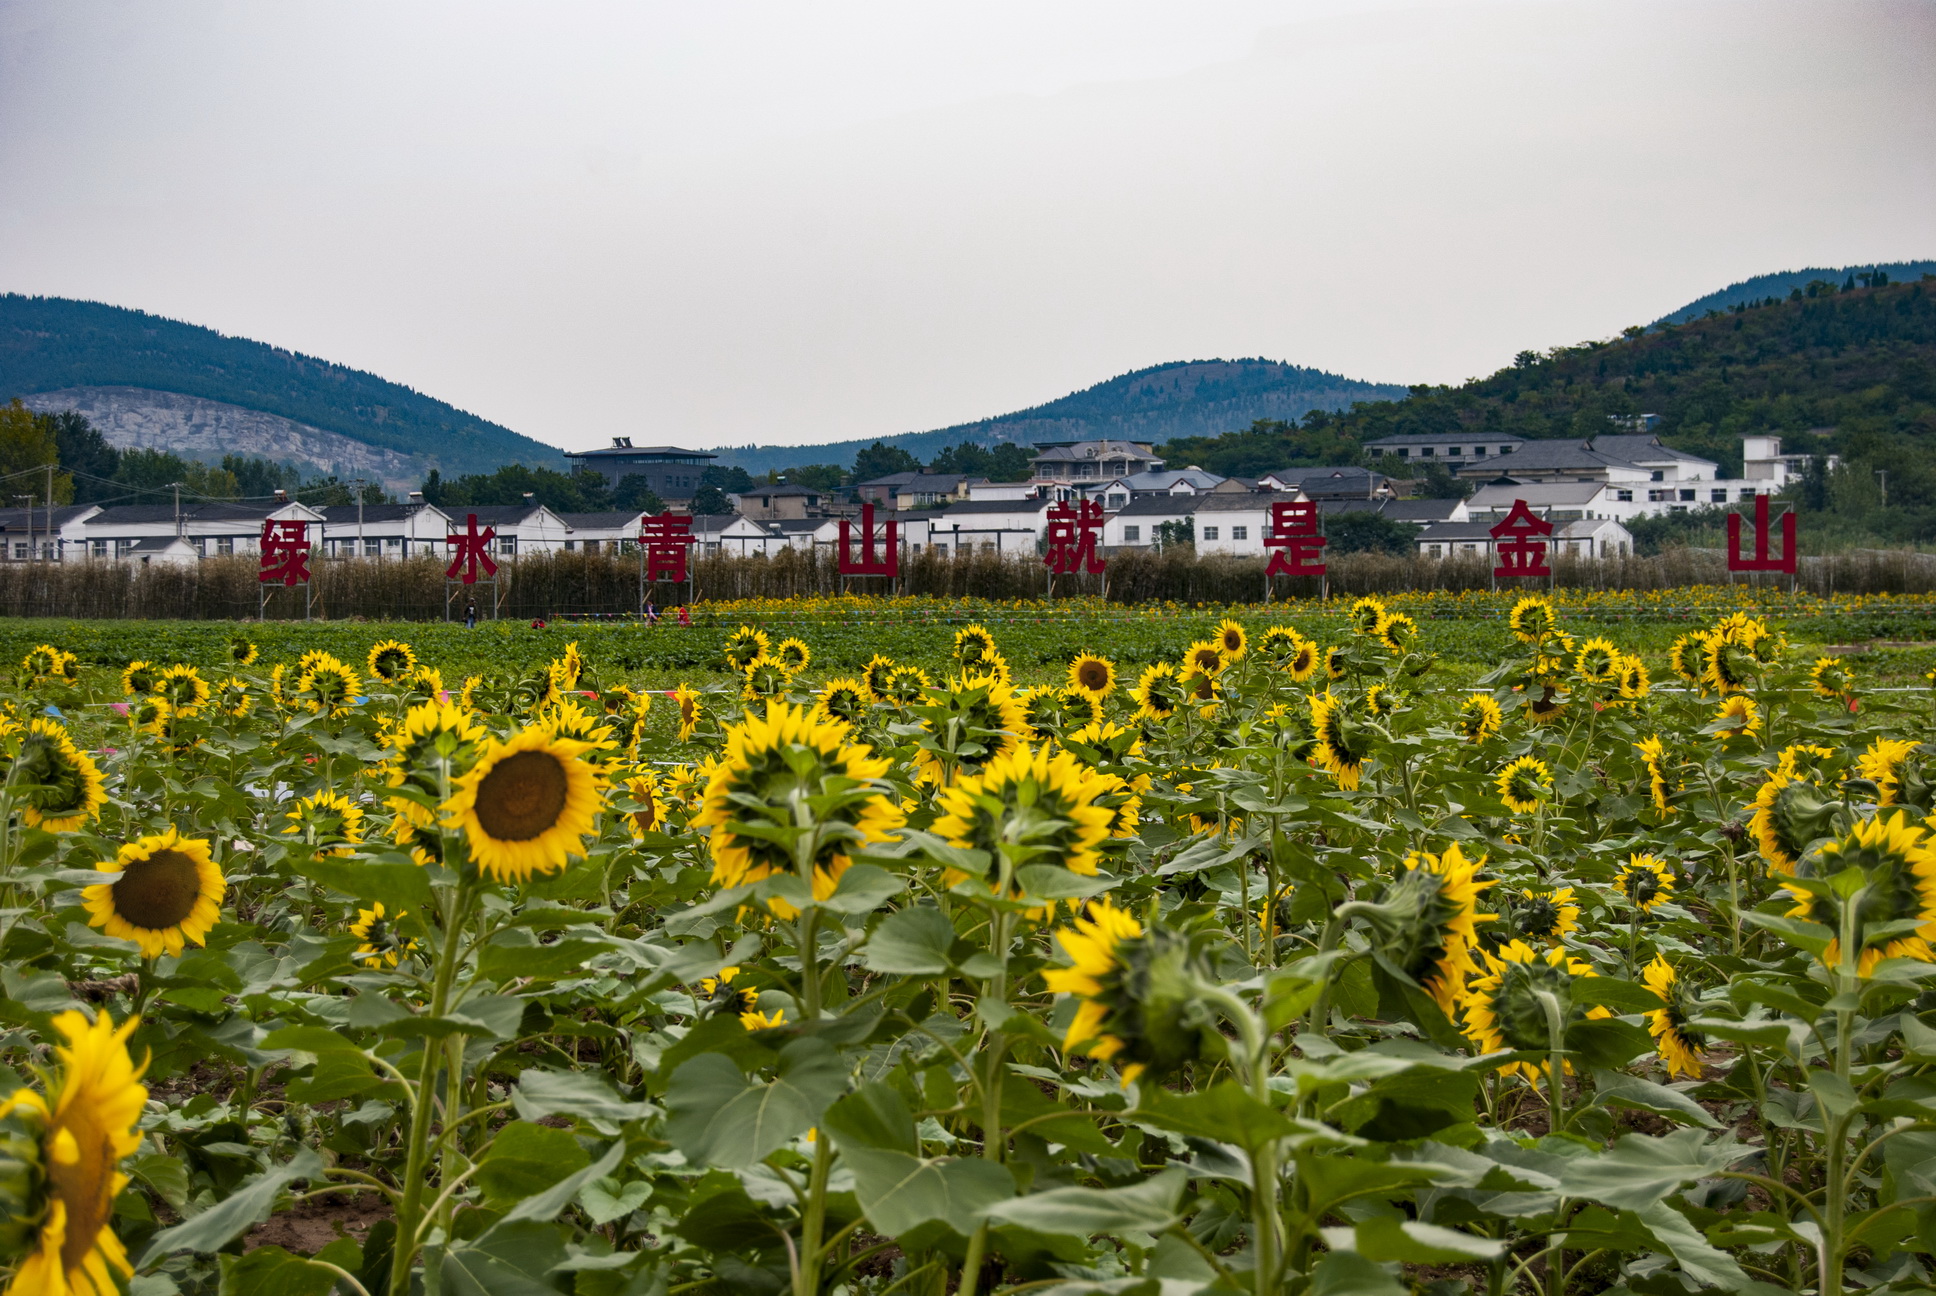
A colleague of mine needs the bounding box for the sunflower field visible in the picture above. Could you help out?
[1,600,1935,1296]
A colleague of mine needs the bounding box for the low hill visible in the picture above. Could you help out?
[0,295,563,488]
[1654,261,1936,327]
[709,359,1406,474]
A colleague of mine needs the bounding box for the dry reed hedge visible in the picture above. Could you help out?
[0,546,1933,620]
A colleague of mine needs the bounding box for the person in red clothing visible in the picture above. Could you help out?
[676,605,691,627]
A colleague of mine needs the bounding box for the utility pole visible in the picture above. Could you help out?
[173,483,183,538]
[43,462,52,561]
[355,478,367,561]
[1876,469,1889,508]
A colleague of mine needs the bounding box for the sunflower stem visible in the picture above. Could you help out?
[1535,987,1568,1296]
[794,1128,834,1296]
[1821,885,1862,1296]
[1198,984,1277,1295]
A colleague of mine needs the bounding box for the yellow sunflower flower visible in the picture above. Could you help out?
[1376,844,1497,1016]
[1042,899,1219,1087]
[1459,694,1503,743]
[1508,596,1556,643]
[1376,611,1420,655]
[366,639,417,682]
[10,719,107,834]
[1858,738,1920,805]
[1635,735,1676,817]
[1066,652,1117,698]
[1311,691,1376,791]
[1286,638,1320,682]
[1711,694,1761,741]
[1783,811,1936,977]
[723,625,771,671]
[1462,939,1607,1083]
[155,664,211,716]
[932,744,1114,900]
[1348,596,1387,637]
[1214,619,1248,661]
[282,790,366,857]
[622,768,670,837]
[1130,662,1182,721]
[1512,886,1580,945]
[1496,756,1551,814]
[297,654,362,719]
[953,624,1000,673]
[80,827,225,957]
[119,661,155,697]
[673,685,705,741]
[442,727,607,882]
[810,677,871,729]
[1615,853,1675,913]
[349,902,417,969]
[861,655,898,702]
[1667,633,1711,688]
[1641,956,1706,1079]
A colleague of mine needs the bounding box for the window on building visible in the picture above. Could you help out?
[11,543,25,560]
[564,540,576,551]
[192,538,207,557]
[1710,489,1727,503]
[1678,490,1695,502]
[1395,447,1409,459]
[499,536,517,556]
[1473,446,1487,457]
[1447,447,1462,458]
[933,543,948,556]
[388,537,401,549]
[1615,489,1633,502]
[217,537,234,555]
[1201,526,1219,541]
[91,539,107,558]
[1650,471,1664,482]
[1427,544,1442,558]
[1107,493,1126,509]
[1231,526,1248,540]
[1648,490,1670,502]
[1123,525,1140,542]
[365,538,381,556]
[1420,447,1434,458]
[115,539,130,557]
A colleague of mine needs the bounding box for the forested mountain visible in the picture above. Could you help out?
[709,359,1406,475]
[1653,262,1936,326]
[0,295,563,484]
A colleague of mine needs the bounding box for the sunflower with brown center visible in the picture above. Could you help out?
[1066,652,1117,698]
[81,828,225,957]
[1286,638,1320,682]
[933,744,1114,900]
[1214,619,1248,661]
[443,727,607,882]
[673,685,705,741]
[0,1009,148,1296]
[1182,640,1225,678]
[694,701,903,914]
[622,767,670,838]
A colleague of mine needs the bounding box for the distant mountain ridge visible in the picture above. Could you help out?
[1654,261,1936,327]
[708,359,1408,474]
[0,295,563,487]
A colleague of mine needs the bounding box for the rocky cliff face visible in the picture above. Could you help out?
[20,387,425,492]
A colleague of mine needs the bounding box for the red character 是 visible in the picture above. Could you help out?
[1263,500,1327,577]
[445,513,500,584]
[258,520,311,586]
[1489,499,1553,579]
[838,503,899,578]
[638,513,696,583]
[1044,500,1106,576]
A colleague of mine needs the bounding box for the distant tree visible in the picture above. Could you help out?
[1158,419,1362,478]
[614,474,664,514]
[1324,513,1419,555]
[700,465,753,494]
[852,441,921,482]
[427,463,611,511]
[692,484,732,515]
[222,455,302,500]
[928,441,1034,482]
[775,463,846,493]
[0,401,73,503]
[114,448,198,497]
[1153,518,1194,549]
[1409,462,1470,500]
[39,410,119,499]
[420,469,447,505]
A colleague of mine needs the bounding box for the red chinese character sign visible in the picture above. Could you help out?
[837,503,899,582]
[258,519,311,586]
[1044,500,1106,578]
[1264,501,1327,577]
[445,513,499,585]
[1726,494,1796,576]
[639,513,696,583]
[1489,499,1553,582]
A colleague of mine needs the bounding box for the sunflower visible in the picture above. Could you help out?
[1776,743,1842,782]
[558,641,586,690]
[622,768,670,837]
[932,745,1114,897]
[119,662,155,697]
[1512,886,1580,945]
[1459,694,1503,743]
[1214,619,1248,661]
[228,635,258,666]
[1376,612,1420,655]
[1365,684,1390,716]
[1703,634,1757,695]
[1615,853,1675,912]
[443,727,605,883]
[282,790,367,857]
[1667,633,1711,688]
[538,698,624,766]
[741,660,792,700]
[389,813,443,867]
[10,719,107,834]
[1496,756,1551,814]
[216,676,253,719]
[861,654,898,701]
[1067,652,1117,698]
[1748,770,1841,874]
[459,675,484,712]
[269,663,290,709]
[1858,738,1920,805]
[1348,596,1387,637]
[953,624,1000,673]
[1311,691,1376,791]
[1286,638,1319,682]
[1018,687,1078,740]
[1182,640,1225,678]
[1130,663,1182,721]
[80,827,224,957]
[673,685,705,741]
[297,654,362,719]
[155,664,211,716]
[1783,811,1936,976]
[1461,939,1605,1082]
[913,671,1029,784]
[811,677,871,729]
[349,902,416,969]
[883,665,933,706]
[723,625,771,671]
[20,645,64,681]
[366,640,417,682]
[1573,637,1620,687]
[1508,596,1556,643]
[1042,898,1219,1087]
[1711,694,1761,741]
[1256,626,1303,665]
[694,702,903,913]
[1809,656,1854,702]
[1325,646,1349,681]
[1523,688,1565,725]
[774,637,812,674]
[1615,655,1651,702]
[1641,956,1706,1079]
[0,1009,148,1296]
[383,698,488,822]
[1635,735,1675,817]
[1372,844,1497,1016]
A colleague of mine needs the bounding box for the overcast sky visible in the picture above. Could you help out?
[1,0,1931,453]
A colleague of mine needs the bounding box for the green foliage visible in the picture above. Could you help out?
[1322,512,1420,555]
[928,440,1035,482]
[852,440,922,482]
[1159,417,1365,477]
[422,463,621,512]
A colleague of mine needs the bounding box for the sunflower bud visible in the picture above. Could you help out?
[0,1102,47,1262]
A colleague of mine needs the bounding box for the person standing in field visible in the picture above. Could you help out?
[465,599,478,629]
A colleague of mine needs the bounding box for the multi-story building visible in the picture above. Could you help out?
[1363,432,1526,465]
[1028,439,1164,482]
[562,439,716,500]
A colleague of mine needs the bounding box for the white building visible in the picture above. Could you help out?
[1365,432,1527,466]
[1742,435,1838,488]
[1028,439,1164,482]
[558,511,650,553]
[1415,515,1633,560]
[1104,496,1196,550]
[70,501,328,561]
[437,503,574,556]
[1190,495,1276,557]
[928,499,1053,556]
[1465,481,1637,524]
[0,506,100,561]
[317,501,454,559]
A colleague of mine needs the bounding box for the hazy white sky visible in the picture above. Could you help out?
[1,0,1932,453]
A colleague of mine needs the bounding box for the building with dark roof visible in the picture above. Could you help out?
[563,438,716,497]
